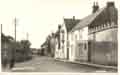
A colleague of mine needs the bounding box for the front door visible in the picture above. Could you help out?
[76,42,88,61]
[88,40,91,62]
[67,48,69,59]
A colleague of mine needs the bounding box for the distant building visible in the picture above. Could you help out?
[49,33,56,57]
[40,41,48,56]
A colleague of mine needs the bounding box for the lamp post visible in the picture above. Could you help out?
[26,32,29,40]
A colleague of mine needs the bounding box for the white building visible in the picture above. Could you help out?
[69,25,88,61]
[55,16,80,60]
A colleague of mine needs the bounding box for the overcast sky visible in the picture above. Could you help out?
[0,0,118,48]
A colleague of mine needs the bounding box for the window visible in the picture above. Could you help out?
[67,41,70,47]
[84,43,87,50]
[71,33,74,41]
[57,34,61,49]
[61,30,65,44]
[111,21,114,27]
[71,45,73,55]
[79,30,82,39]
[62,45,64,51]
[75,34,77,40]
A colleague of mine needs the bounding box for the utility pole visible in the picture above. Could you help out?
[1,24,2,34]
[14,17,17,42]
[9,17,17,69]
[26,32,29,40]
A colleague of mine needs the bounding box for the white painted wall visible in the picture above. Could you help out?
[68,32,75,61]
[55,23,67,59]
[69,26,88,61]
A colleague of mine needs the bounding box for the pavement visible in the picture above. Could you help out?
[2,56,117,72]
[55,58,117,70]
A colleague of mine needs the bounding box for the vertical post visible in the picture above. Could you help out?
[26,32,29,40]
[10,17,17,68]
[14,17,16,42]
[1,24,2,34]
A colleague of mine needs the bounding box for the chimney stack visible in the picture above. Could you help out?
[58,24,61,30]
[107,2,115,7]
[92,2,99,13]
[73,16,75,20]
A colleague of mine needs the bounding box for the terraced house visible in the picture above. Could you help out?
[69,1,117,66]
[54,1,117,66]
[55,16,80,59]
[88,2,118,66]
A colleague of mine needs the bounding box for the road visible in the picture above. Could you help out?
[9,56,117,72]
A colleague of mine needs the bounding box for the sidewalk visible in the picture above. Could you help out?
[55,58,117,70]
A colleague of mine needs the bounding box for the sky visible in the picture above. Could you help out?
[0,0,118,48]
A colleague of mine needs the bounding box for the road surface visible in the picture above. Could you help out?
[5,56,117,72]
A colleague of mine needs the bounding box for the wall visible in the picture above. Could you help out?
[68,32,75,61]
[55,23,67,59]
[69,27,88,61]
[89,28,118,65]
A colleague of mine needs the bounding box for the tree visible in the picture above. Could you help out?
[20,40,32,60]
[1,33,14,43]
[20,40,31,49]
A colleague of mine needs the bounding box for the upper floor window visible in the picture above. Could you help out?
[75,34,77,40]
[71,33,74,41]
[84,43,87,50]
[61,30,64,38]
[61,30,65,44]
[79,30,82,39]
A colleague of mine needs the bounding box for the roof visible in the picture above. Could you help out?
[72,7,105,31]
[64,18,80,32]
[90,6,118,27]
[72,4,118,32]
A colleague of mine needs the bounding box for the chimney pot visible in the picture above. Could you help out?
[107,2,115,7]
[92,2,99,13]
[58,24,61,29]
[73,16,75,20]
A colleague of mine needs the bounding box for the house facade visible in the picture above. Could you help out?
[69,27,88,61]
[68,2,101,62]
[88,2,118,66]
[54,24,67,59]
[54,1,117,66]
[68,2,118,66]
[55,17,80,59]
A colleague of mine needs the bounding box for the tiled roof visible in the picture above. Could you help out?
[72,4,118,32]
[72,8,105,31]
[64,18,80,32]
[90,6,118,26]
